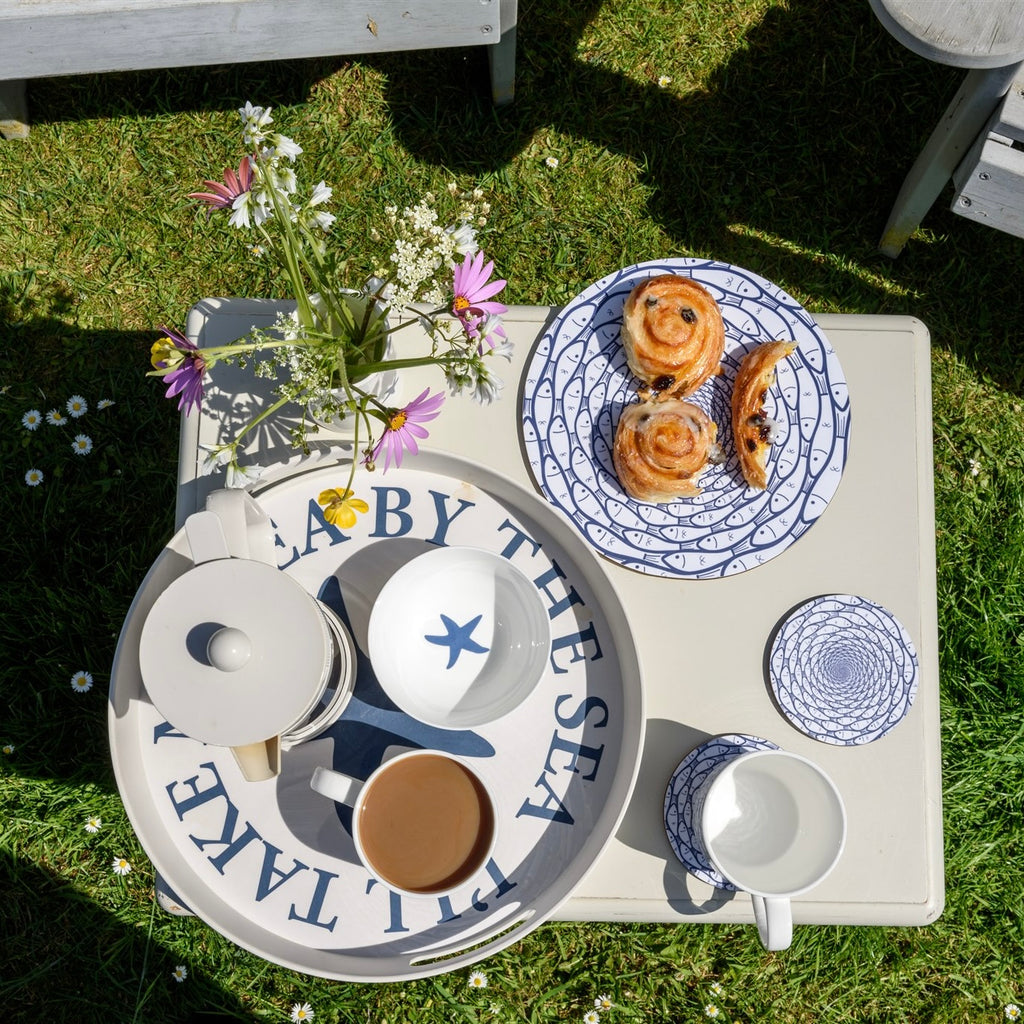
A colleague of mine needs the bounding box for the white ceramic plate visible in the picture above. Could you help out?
[109,451,644,981]
[522,258,851,578]
[768,594,919,745]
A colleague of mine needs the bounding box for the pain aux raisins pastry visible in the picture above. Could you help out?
[620,274,726,397]
[613,398,725,503]
[731,340,798,490]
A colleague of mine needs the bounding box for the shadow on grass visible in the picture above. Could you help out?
[17,1,1024,392]
[0,856,258,1023]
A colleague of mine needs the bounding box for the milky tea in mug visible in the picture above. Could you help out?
[311,750,496,896]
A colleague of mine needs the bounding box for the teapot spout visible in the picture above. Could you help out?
[231,737,281,782]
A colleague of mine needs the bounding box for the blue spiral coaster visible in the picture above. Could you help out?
[663,733,779,889]
[769,594,919,745]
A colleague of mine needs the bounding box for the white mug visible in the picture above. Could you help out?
[310,749,497,898]
[693,749,846,950]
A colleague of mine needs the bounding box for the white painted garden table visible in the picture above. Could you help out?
[161,299,943,934]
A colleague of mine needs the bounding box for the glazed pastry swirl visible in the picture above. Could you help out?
[621,274,726,397]
[613,399,722,502]
[731,340,798,490]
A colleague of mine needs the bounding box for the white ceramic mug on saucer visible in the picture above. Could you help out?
[310,749,497,898]
[692,749,846,951]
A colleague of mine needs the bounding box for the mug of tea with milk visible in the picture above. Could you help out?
[311,749,497,898]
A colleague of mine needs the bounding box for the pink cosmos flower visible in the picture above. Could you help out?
[368,388,445,471]
[153,326,207,414]
[188,157,254,215]
[451,251,507,338]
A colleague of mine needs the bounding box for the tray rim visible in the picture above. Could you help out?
[109,448,646,980]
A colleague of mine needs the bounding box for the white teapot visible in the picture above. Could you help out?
[138,490,355,781]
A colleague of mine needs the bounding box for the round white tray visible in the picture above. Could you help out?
[109,450,644,980]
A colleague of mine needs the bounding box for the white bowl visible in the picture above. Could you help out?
[367,546,551,728]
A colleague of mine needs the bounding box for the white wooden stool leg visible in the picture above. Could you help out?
[879,61,1023,256]
[0,79,30,140]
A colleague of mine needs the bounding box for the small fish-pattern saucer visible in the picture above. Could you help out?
[768,594,919,745]
[664,733,779,889]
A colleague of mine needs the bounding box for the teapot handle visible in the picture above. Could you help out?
[183,510,231,565]
[205,489,275,564]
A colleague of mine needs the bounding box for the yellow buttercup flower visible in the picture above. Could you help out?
[317,488,369,529]
[150,336,186,370]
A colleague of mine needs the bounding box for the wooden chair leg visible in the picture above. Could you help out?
[879,61,1023,256]
[0,79,29,140]
[488,24,516,107]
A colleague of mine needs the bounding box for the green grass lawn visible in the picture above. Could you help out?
[3,0,1024,1020]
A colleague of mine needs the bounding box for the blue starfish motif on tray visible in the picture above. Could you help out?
[424,613,490,669]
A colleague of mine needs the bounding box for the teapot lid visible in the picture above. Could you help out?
[139,558,332,747]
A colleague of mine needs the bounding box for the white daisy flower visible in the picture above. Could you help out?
[657,74,673,88]
[544,156,559,169]
[71,434,93,456]
[969,457,981,477]
[595,995,614,1011]
[112,856,132,876]
[2,744,14,755]
[84,816,102,833]
[583,1012,600,1024]
[710,982,724,996]
[171,965,188,983]
[46,409,68,426]
[704,1005,720,1019]
[70,670,94,693]
[468,970,488,989]
[1006,1006,1021,1022]
[97,398,115,410]
[290,1004,314,1022]
[66,395,88,417]
[22,409,42,430]
[25,468,44,487]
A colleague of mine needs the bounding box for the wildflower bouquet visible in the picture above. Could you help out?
[149,102,510,490]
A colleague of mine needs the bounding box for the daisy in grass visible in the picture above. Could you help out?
[317,488,369,529]
[70,670,94,693]
[97,398,115,409]
[46,408,68,426]
[1007,1006,1021,1021]
[22,409,42,430]
[468,971,488,989]
[658,74,673,88]
[705,1005,720,1019]
[171,965,188,983]
[710,982,724,996]
[366,389,444,472]
[66,395,88,417]
[3,744,14,755]
[71,434,93,456]
[594,995,614,1011]
[84,816,102,833]
[112,856,132,876]
[583,1012,600,1024]
[544,156,559,169]
[290,1004,314,1022]
[25,469,43,487]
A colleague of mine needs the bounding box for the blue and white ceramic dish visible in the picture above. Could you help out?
[768,594,919,745]
[521,258,851,578]
[664,733,779,889]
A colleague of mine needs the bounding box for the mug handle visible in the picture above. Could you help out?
[752,895,793,951]
[310,766,363,807]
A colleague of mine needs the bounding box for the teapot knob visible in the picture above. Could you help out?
[207,627,252,672]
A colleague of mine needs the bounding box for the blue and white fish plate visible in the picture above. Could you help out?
[522,258,852,578]
[109,451,644,981]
